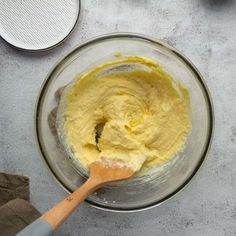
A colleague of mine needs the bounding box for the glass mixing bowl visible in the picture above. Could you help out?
[35,33,214,212]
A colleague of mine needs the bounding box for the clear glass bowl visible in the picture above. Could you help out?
[35,33,214,212]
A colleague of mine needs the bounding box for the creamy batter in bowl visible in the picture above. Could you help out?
[35,34,213,212]
[57,56,191,176]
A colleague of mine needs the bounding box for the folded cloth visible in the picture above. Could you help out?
[0,199,41,236]
[0,173,41,235]
[0,173,30,206]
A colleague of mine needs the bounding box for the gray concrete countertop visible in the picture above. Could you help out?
[0,1,236,235]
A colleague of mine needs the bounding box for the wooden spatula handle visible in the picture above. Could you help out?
[41,178,102,228]
[17,162,134,236]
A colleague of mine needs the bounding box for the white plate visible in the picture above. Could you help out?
[0,0,80,51]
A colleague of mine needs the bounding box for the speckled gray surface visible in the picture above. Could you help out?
[0,0,236,235]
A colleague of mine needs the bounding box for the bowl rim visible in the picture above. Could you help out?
[34,32,214,213]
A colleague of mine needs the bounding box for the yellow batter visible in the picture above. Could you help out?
[58,56,191,173]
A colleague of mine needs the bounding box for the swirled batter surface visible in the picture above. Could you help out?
[57,56,191,172]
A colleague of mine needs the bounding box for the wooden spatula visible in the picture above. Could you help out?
[17,161,134,236]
